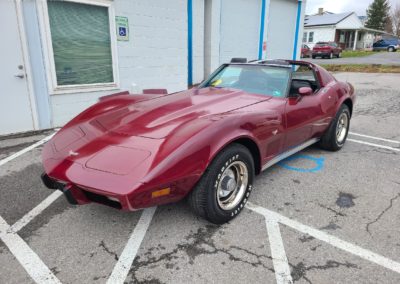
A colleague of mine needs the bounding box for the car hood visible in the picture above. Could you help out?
[43,88,271,185]
[91,87,270,139]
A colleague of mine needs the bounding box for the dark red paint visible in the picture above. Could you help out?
[42,61,355,211]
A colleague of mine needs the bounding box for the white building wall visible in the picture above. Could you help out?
[13,0,307,131]
[48,0,188,126]
[219,0,262,64]
[303,26,336,49]
[204,0,221,77]
[266,0,300,59]
[193,0,205,84]
[357,32,376,49]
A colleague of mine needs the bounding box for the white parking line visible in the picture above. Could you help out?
[0,215,61,284]
[107,207,157,284]
[10,191,63,233]
[0,132,56,167]
[349,132,400,144]
[265,218,293,284]
[247,202,400,275]
[348,138,400,152]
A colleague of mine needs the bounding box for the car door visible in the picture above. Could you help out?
[305,45,311,57]
[331,42,339,55]
[283,66,321,150]
[374,40,384,50]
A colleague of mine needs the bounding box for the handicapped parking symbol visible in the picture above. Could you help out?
[278,154,325,173]
[119,27,127,37]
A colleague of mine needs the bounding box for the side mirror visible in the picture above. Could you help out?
[298,87,313,96]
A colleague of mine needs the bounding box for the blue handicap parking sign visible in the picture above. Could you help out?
[119,27,126,37]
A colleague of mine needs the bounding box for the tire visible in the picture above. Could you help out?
[388,47,394,52]
[319,104,351,151]
[312,55,316,59]
[188,144,254,224]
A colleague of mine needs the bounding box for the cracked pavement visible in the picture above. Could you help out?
[0,72,400,283]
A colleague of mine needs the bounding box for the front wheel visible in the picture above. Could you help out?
[188,144,254,224]
[388,47,395,52]
[319,105,351,151]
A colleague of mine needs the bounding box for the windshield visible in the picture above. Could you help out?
[200,65,291,97]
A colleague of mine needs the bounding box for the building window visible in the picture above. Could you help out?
[302,32,307,43]
[41,0,118,93]
[308,32,314,43]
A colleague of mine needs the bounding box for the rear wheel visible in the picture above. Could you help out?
[188,144,254,224]
[319,105,350,151]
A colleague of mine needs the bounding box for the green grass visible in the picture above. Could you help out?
[321,64,400,73]
[340,50,378,58]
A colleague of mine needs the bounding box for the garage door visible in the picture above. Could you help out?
[266,0,298,60]
[219,0,261,64]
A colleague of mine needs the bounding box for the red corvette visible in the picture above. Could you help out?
[41,59,355,224]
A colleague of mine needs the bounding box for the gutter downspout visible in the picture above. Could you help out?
[292,0,302,60]
[258,0,266,60]
[187,0,193,86]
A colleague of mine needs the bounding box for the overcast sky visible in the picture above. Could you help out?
[305,0,399,16]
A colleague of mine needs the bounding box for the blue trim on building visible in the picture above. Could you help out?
[292,0,302,60]
[187,0,193,85]
[258,0,266,60]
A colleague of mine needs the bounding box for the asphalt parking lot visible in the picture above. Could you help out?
[1,72,400,284]
[304,50,400,65]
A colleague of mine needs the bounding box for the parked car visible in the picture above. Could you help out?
[372,38,400,52]
[41,59,355,224]
[301,44,311,58]
[312,42,342,59]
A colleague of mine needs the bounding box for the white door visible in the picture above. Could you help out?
[0,0,36,135]
[219,0,261,64]
[266,0,298,59]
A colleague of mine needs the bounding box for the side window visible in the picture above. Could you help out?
[290,65,319,97]
[292,65,317,83]
[308,32,314,43]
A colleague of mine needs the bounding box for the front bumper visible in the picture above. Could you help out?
[41,173,122,209]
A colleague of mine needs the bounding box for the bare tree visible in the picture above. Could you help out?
[392,4,400,37]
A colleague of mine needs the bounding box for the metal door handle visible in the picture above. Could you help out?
[15,74,25,79]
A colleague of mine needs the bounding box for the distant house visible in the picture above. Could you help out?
[303,8,389,50]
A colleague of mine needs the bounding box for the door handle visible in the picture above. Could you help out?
[14,74,25,79]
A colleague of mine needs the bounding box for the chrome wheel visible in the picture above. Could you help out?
[217,161,248,211]
[336,113,349,144]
